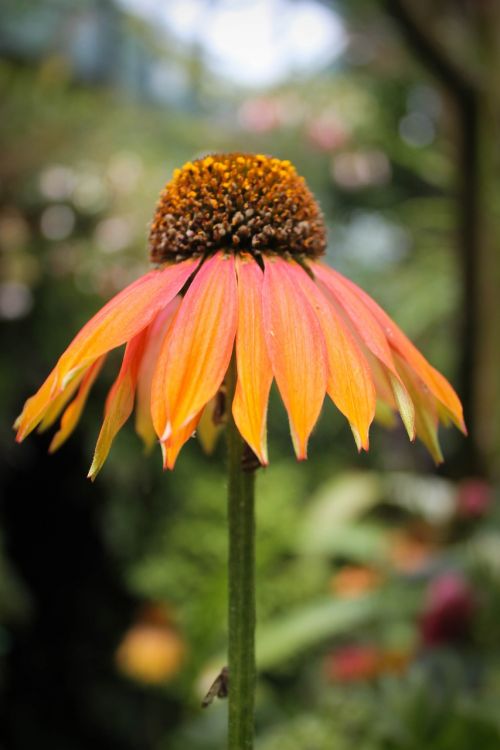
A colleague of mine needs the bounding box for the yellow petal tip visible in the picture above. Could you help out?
[87,461,99,481]
[160,422,172,443]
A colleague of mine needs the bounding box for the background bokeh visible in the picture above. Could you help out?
[1,1,500,748]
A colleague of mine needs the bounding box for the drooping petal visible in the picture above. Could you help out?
[88,329,149,480]
[15,259,198,441]
[312,262,418,437]
[197,394,224,455]
[396,354,444,463]
[58,261,198,385]
[312,263,397,374]
[48,357,105,453]
[390,372,416,440]
[232,256,272,464]
[365,297,464,432]
[318,265,465,432]
[283,261,376,451]
[161,412,202,470]
[366,352,416,440]
[151,253,238,441]
[262,257,327,459]
[15,370,65,441]
[37,369,87,433]
[135,298,181,451]
[367,354,397,409]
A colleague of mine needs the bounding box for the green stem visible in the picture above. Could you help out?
[226,364,256,750]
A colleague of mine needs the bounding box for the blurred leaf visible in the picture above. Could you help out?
[304,521,388,561]
[297,471,382,554]
[256,595,380,670]
[205,590,418,678]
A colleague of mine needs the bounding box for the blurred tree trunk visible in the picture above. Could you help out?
[385,0,500,479]
[474,5,500,481]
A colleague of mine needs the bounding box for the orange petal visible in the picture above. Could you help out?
[323,267,465,433]
[48,357,105,453]
[367,354,398,409]
[15,259,197,441]
[15,370,62,441]
[135,298,181,451]
[151,253,238,440]
[38,369,87,433]
[367,353,416,440]
[396,354,444,463]
[88,329,149,480]
[312,263,397,375]
[57,260,198,386]
[161,412,202,470]
[232,256,272,464]
[284,262,375,451]
[313,263,416,439]
[262,257,327,459]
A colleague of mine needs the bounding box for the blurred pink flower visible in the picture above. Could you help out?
[238,97,283,133]
[325,645,380,682]
[420,573,475,647]
[306,114,349,152]
[456,478,492,519]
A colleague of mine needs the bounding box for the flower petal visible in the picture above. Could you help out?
[366,353,416,440]
[284,261,375,450]
[88,329,149,480]
[15,370,62,441]
[396,354,444,463]
[197,395,224,455]
[232,256,272,464]
[135,299,181,451]
[58,260,198,385]
[161,412,202,470]
[37,369,87,433]
[390,372,416,440]
[313,262,418,435]
[312,263,397,375]
[48,357,105,453]
[15,259,198,441]
[262,257,327,459]
[151,253,238,440]
[321,266,465,432]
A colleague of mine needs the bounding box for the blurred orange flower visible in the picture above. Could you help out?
[331,565,383,598]
[325,644,412,683]
[15,154,465,475]
[388,527,438,574]
[116,606,186,685]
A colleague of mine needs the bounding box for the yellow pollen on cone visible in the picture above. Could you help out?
[148,153,326,263]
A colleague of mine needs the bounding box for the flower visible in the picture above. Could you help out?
[115,603,186,685]
[420,573,475,647]
[15,153,466,476]
[325,644,380,682]
[456,478,492,518]
[324,644,411,683]
[330,565,383,598]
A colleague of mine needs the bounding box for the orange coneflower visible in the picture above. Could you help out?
[15,153,465,476]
